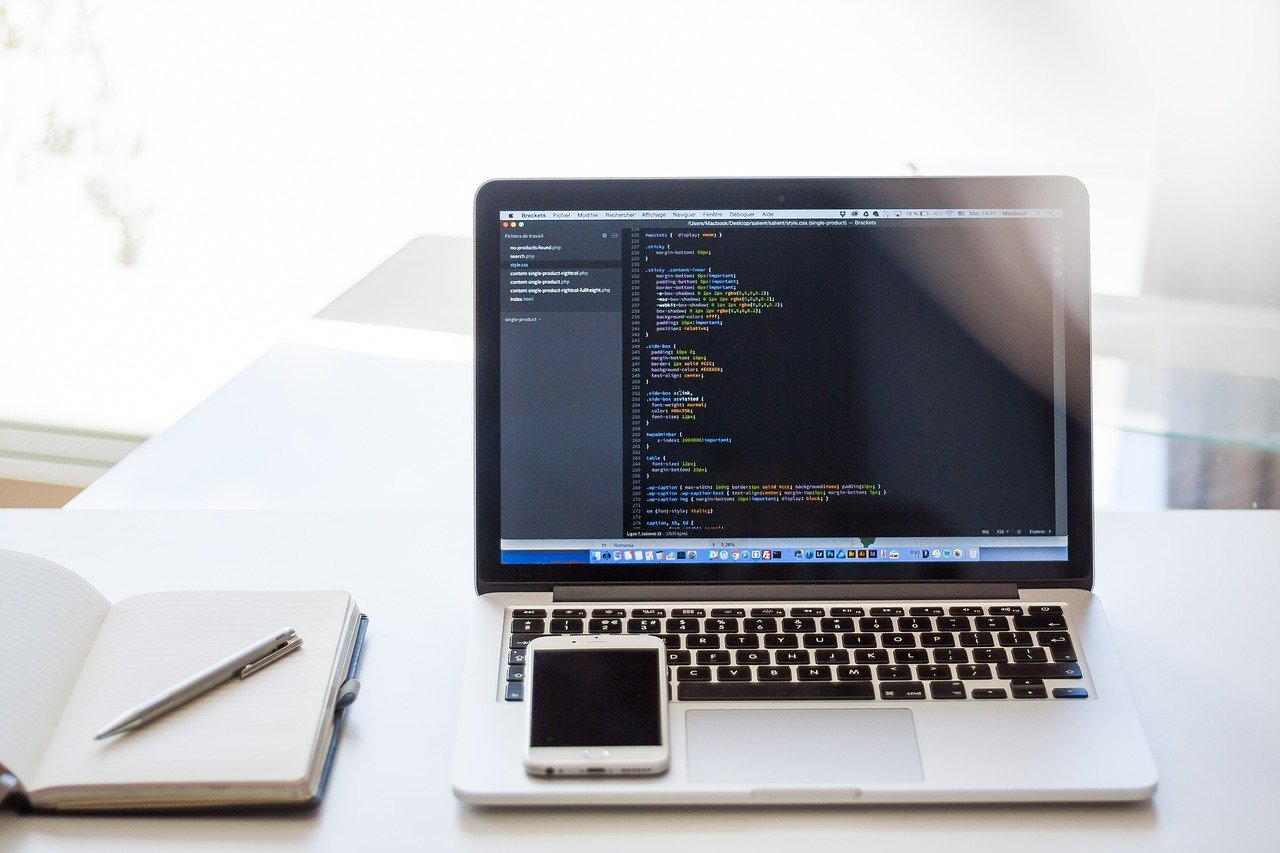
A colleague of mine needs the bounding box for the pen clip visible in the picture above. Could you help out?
[238,630,303,678]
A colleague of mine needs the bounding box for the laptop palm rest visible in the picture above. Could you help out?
[684,709,924,785]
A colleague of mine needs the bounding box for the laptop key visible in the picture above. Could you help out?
[1011,679,1048,699]
[957,664,993,680]
[933,648,968,663]
[507,666,525,682]
[726,633,760,648]
[816,649,850,664]
[710,607,746,617]
[829,607,865,617]
[870,607,904,616]
[894,649,929,663]
[667,651,691,665]
[512,608,547,619]
[881,632,916,647]
[764,633,799,648]
[916,665,952,680]
[960,631,994,647]
[744,617,777,632]
[898,616,931,631]
[736,649,769,665]
[937,616,971,631]
[783,618,816,632]
[504,683,524,701]
[928,680,966,699]
[776,650,810,664]
[855,649,889,663]
[841,632,877,648]
[750,607,786,617]
[879,682,925,700]
[672,608,706,618]
[1012,647,1048,663]
[631,608,666,618]
[627,618,662,633]
[658,634,681,649]
[798,666,832,681]
[588,618,622,633]
[877,664,912,680]
[677,666,712,681]
[821,617,855,632]
[790,607,825,617]
[508,650,527,665]
[592,608,627,618]
[759,666,793,681]
[803,633,838,648]
[1027,605,1064,614]
[1014,613,1068,631]
[997,631,1033,647]
[551,608,586,618]
[1052,687,1089,699]
[860,617,893,631]
[973,648,1008,663]
[920,632,955,647]
[909,606,944,616]
[511,618,545,634]
[549,618,584,634]
[509,633,543,649]
[697,650,730,665]
[949,606,983,616]
[687,634,721,649]
[678,681,874,701]
[837,665,872,680]
[716,666,752,681]
[975,616,1009,631]
[987,605,1023,616]
[972,688,1008,699]
[1050,646,1078,663]
[666,618,699,633]
[705,618,739,633]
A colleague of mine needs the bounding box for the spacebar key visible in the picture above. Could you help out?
[678,681,875,701]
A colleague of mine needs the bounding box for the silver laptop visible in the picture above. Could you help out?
[452,177,1157,804]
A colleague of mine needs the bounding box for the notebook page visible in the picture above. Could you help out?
[0,550,110,784]
[30,590,354,796]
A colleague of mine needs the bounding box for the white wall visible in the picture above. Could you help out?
[1,0,1275,434]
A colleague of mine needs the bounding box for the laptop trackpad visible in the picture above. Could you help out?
[684,708,924,785]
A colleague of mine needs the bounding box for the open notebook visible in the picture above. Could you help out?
[0,549,364,812]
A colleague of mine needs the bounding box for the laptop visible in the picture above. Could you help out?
[453,176,1157,804]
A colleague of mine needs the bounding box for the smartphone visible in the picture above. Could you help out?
[523,634,669,777]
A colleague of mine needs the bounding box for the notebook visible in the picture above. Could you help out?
[453,176,1158,804]
[0,549,364,812]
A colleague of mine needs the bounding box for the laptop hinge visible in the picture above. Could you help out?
[552,583,1020,602]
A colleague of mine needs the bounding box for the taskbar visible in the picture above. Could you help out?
[501,544,1068,565]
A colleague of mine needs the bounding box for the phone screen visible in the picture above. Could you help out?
[529,648,663,747]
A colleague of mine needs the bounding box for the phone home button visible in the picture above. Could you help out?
[583,748,611,760]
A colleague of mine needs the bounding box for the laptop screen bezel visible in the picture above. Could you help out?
[474,176,1093,594]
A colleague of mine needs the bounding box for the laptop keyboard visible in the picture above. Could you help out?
[501,603,1089,702]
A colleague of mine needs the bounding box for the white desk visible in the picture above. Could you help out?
[0,508,1277,852]
[16,309,1280,849]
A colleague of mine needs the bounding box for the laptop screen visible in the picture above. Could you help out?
[476,179,1092,588]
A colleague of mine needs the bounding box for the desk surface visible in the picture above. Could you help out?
[1,508,1277,852]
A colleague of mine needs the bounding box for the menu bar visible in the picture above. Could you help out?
[500,208,1062,221]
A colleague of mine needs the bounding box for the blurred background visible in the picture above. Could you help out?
[1,0,1277,508]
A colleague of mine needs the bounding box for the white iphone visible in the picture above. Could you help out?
[522,634,670,777]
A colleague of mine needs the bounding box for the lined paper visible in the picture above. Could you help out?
[0,550,110,784]
[31,590,355,802]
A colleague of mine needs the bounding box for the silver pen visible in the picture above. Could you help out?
[94,627,303,740]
